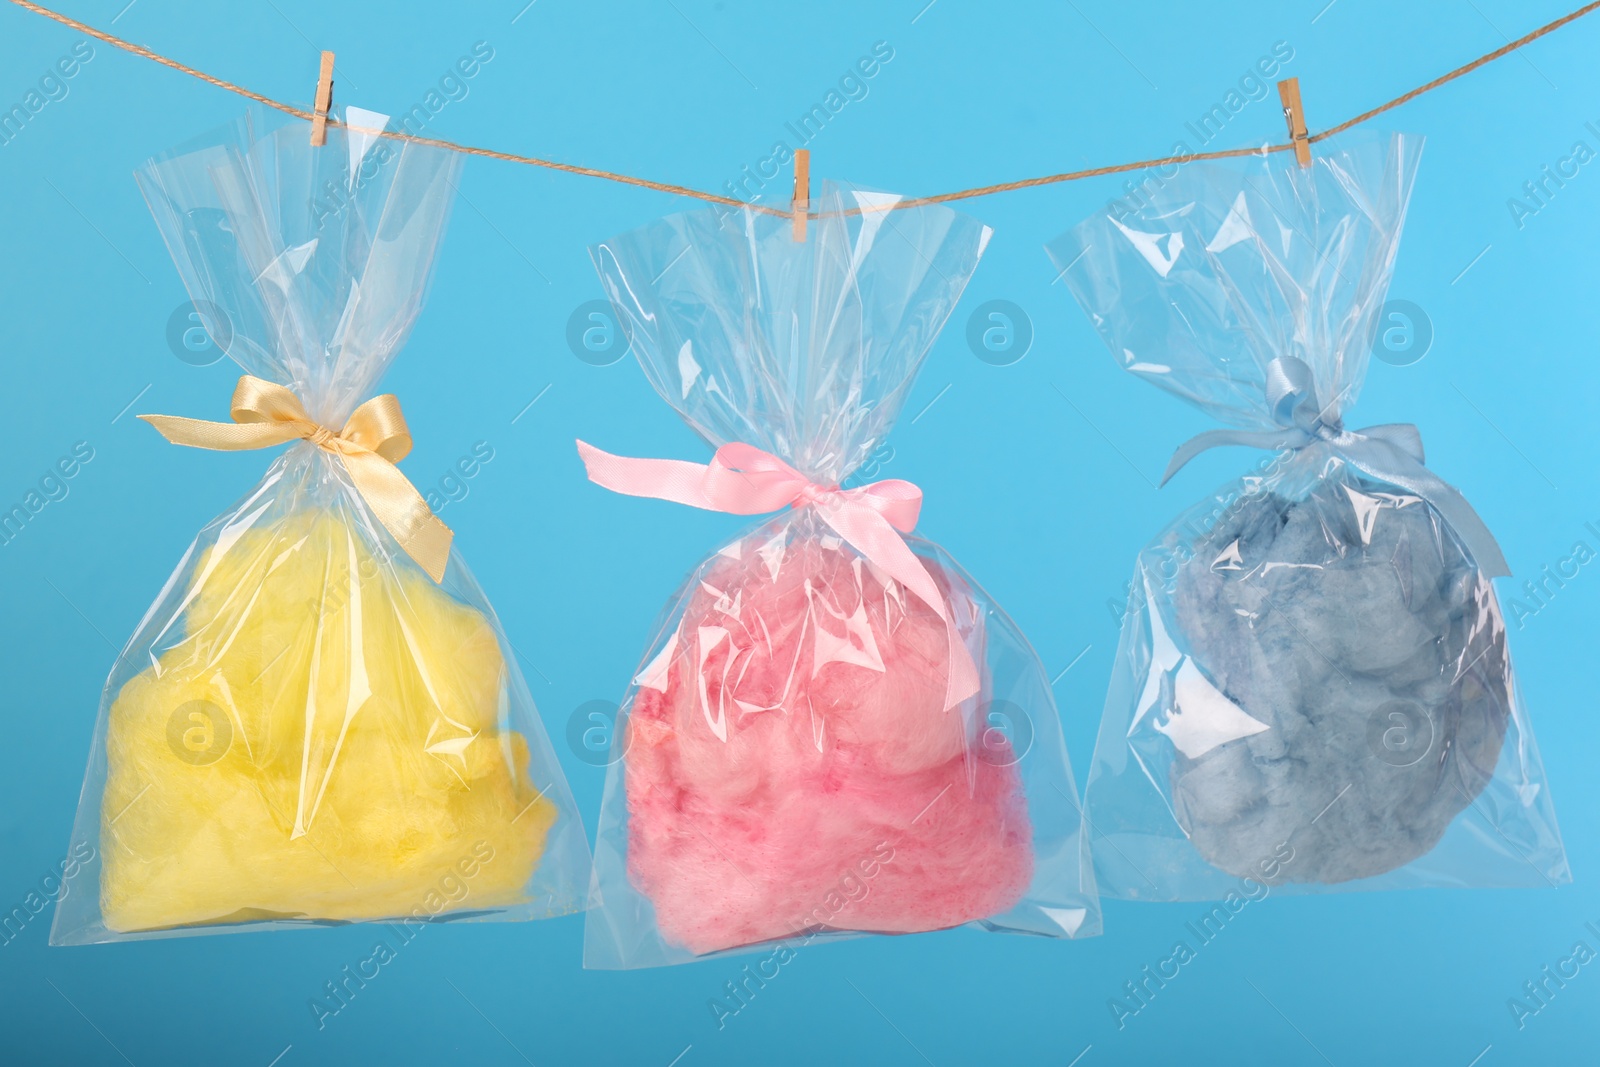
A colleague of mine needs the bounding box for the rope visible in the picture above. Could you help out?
[4,0,757,210]
[9,0,1599,216]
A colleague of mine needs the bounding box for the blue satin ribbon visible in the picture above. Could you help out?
[1161,356,1511,578]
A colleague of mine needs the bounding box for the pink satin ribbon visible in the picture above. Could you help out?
[576,440,981,711]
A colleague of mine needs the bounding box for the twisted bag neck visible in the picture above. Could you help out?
[576,439,982,711]
[1161,355,1510,578]
[140,375,454,582]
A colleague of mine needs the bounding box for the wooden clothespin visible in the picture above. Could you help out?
[791,149,810,242]
[1277,77,1311,168]
[310,51,335,146]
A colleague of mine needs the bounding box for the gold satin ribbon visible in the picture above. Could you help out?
[140,375,453,582]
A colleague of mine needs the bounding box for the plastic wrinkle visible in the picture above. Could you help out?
[1167,479,1508,883]
[626,527,1031,954]
[100,511,554,931]
[584,180,1099,967]
[54,105,590,944]
[1053,130,1567,899]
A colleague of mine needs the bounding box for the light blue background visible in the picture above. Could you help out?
[2,1,1598,1063]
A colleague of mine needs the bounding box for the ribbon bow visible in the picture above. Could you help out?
[1161,356,1510,578]
[576,439,981,711]
[140,375,453,582]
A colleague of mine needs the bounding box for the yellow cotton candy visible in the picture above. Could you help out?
[100,511,555,932]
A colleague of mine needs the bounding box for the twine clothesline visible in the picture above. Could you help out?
[7,0,1599,217]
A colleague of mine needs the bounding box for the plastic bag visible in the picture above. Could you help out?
[1049,131,1567,899]
[580,183,1100,968]
[51,107,590,944]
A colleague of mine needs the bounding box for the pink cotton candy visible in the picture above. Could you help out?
[625,529,1033,955]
